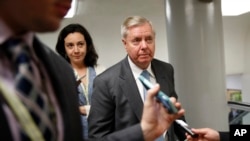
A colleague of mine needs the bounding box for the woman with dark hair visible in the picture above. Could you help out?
[55,23,105,140]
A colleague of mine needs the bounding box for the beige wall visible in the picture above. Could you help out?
[37,0,250,130]
[37,0,168,68]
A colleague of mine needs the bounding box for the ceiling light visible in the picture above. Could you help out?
[222,0,250,16]
[64,0,77,18]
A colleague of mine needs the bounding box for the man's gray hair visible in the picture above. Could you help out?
[121,16,155,38]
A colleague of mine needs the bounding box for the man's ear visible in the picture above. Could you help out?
[122,39,126,45]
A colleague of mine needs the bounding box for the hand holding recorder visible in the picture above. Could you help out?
[139,75,198,138]
[138,75,178,114]
[141,84,185,141]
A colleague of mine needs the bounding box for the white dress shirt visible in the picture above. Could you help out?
[127,56,167,141]
[127,57,156,102]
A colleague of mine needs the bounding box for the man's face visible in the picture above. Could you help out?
[122,23,155,69]
[0,0,72,34]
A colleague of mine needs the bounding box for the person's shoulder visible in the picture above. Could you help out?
[34,37,60,58]
[152,58,173,67]
[95,60,124,79]
[35,38,72,70]
[41,44,68,64]
[95,64,106,75]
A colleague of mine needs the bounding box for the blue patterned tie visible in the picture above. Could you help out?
[141,70,150,100]
[140,70,165,141]
[4,38,55,141]
[141,70,150,80]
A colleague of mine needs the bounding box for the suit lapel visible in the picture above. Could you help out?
[32,37,64,94]
[119,58,143,120]
[32,37,74,109]
[32,37,82,140]
[151,60,170,96]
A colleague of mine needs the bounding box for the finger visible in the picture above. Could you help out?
[169,97,177,103]
[146,84,160,99]
[186,133,193,140]
[175,108,185,119]
[174,102,182,110]
[191,128,209,134]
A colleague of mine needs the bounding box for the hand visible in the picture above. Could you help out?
[79,105,91,116]
[85,105,91,116]
[186,128,220,141]
[141,84,185,141]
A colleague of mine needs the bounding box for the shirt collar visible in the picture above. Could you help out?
[127,56,154,78]
[0,18,34,47]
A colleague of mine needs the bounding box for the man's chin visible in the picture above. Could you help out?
[139,57,152,63]
[139,60,151,65]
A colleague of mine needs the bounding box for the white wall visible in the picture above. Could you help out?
[37,0,169,68]
[222,14,250,75]
[223,13,250,103]
[226,74,242,90]
[37,0,250,74]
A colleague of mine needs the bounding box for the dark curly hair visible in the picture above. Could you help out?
[55,23,98,67]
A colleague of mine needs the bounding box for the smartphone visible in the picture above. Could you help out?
[175,120,198,138]
[138,75,178,114]
[138,75,198,137]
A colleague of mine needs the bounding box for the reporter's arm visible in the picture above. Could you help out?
[186,128,220,141]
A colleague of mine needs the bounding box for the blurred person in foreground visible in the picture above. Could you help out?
[0,1,185,141]
[0,0,82,140]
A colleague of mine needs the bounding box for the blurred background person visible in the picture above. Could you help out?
[55,23,105,140]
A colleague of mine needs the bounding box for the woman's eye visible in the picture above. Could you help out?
[66,44,74,49]
[78,42,85,47]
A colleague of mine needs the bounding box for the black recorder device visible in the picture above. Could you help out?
[138,75,198,138]
[175,120,198,138]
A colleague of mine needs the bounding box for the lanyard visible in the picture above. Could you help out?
[0,79,45,141]
[80,68,89,105]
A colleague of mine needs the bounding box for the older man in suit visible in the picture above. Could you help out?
[88,16,186,141]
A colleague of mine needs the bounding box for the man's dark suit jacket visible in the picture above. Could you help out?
[0,38,83,141]
[88,56,186,141]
